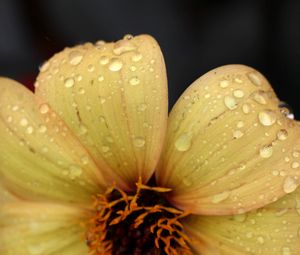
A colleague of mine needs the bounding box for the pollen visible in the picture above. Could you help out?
[86,178,192,255]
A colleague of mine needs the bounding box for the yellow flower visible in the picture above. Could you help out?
[0,34,300,255]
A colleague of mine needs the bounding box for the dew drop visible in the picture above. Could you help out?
[175,133,192,152]
[38,125,47,133]
[291,161,299,169]
[113,40,136,55]
[129,77,140,85]
[258,110,276,126]
[212,191,230,204]
[108,58,123,72]
[253,91,267,105]
[247,72,262,86]
[98,75,104,82]
[283,176,297,193]
[133,136,146,148]
[123,34,134,40]
[282,246,291,255]
[26,126,34,134]
[131,53,143,62]
[138,103,147,112]
[64,78,75,88]
[69,51,83,65]
[224,96,237,110]
[87,64,95,72]
[99,56,109,65]
[259,145,273,158]
[233,130,244,139]
[69,165,82,179]
[20,117,28,127]
[39,61,50,72]
[257,236,265,244]
[233,89,244,98]
[242,104,251,114]
[219,80,229,88]
[39,103,50,114]
[277,129,288,141]
[279,101,294,120]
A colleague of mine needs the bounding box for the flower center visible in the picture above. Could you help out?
[86,178,191,255]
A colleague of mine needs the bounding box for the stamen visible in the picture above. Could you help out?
[86,178,192,255]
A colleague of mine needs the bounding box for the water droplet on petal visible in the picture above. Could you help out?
[87,64,95,72]
[260,145,273,158]
[98,75,104,82]
[253,91,267,104]
[279,101,294,119]
[224,96,237,110]
[38,125,47,133]
[242,104,251,114]
[109,58,123,71]
[133,136,146,148]
[277,129,288,141]
[39,61,50,72]
[247,72,262,86]
[64,78,75,88]
[123,34,134,40]
[233,89,244,98]
[175,133,192,152]
[102,146,110,153]
[26,126,34,134]
[131,53,143,62]
[212,191,230,203]
[129,77,140,85]
[69,51,83,65]
[219,80,229,88]
[99,56,109,65]
[69,165,82,179]
[283,176,297,193]
[233,130,244,139]
[20,117,28,127]
[113,40,136,55]
[258,110,276,126]
[291,161,299,169]
[282,246,291,255]
[39,103,50,114]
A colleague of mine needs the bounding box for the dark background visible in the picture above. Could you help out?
[0,0,299,117]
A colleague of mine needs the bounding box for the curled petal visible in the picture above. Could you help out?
[184,187,300,255]
[0,201,89,255]
[157,65,300,215]
[35,35,168,190]
[0,78,106,204]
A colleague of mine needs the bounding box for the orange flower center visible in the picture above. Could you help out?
[86,179,192,255]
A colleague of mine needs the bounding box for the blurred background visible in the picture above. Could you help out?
[0,0,299,116]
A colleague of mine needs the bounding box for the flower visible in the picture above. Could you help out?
[0,34,300,255]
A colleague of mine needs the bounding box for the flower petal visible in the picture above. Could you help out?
[157,65,300,215]
[0,201,89,255]
[0,78,106,204]
[35,35,168,190]
[184,187,300,255]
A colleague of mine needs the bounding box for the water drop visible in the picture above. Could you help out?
[279,101,294,120]
[253,91,267,104]
[39,103,50,114]
[102,146,110,153]
[87,64,95,72]
[277,129,288,141]
[247,72,262,86]
[99,56,109,65]
[69,51,83,65]
[129,77,140,85]
[242,104,251,114]
[219,80,229,88]
[133,137,146,148]
[291,161,299,169]
[282,246,291,255]
[259,145,273,158]
[233,89,244,98]
[123,34,134,40]
[69,165,82,179]
[224,96,237,110]
[26,126,34,134]
[98,75,104,82]
[64,78,75,88]
[113,40,136,55]
[212,191,230,203]
[257,236,265,244]
[20,117,28,127]
[233,130,244,139]
[283,176,297,193]
[39,61,50,72]
[138,103,147,112]
[38,125,47,133]
[131,53,143,62]
[175,133,192,152]
[109,58,123,71]
[258,110,276,126]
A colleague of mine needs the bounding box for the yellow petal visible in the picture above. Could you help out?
[35,35,168,190]
[0,201,89,255]
[0,78,106,204]
[184,187,300,255]
[157,65,300,215]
